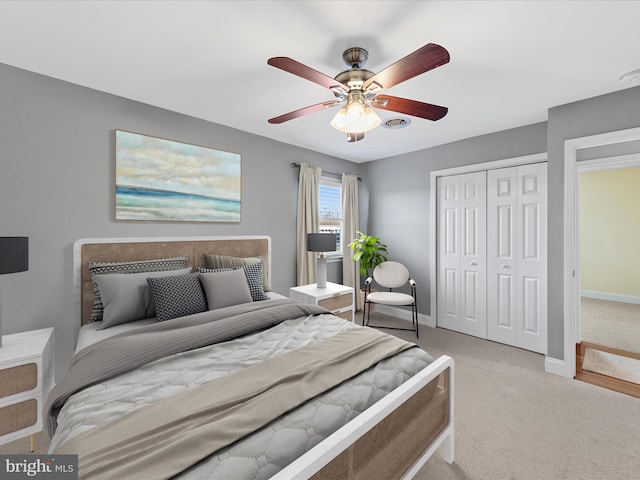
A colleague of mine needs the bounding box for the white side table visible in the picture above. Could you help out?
[0,327,54,451]
[289,282,355,322]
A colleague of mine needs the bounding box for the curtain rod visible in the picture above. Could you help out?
[289,162,361,181]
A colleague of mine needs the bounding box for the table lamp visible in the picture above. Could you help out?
[307,233,337,288]
[0,237,29,347]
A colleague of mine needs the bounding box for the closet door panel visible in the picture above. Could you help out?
[487,167,518,345]
[487,163,547,353]
[516,163,547,354]
[437,172,486,337]
[437,176,462,331]
[460,172,487,338]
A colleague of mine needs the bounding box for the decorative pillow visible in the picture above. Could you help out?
[94,267,192,330]
[197,262,269,302]
[199,269,253,310]
[241,262,270,301]
[146,273,207,322]
[204,253,270,291]
[88,256,189,322]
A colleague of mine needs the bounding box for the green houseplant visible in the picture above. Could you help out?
[348,231,388,279]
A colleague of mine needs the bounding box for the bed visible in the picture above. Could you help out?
[45,236,454,480]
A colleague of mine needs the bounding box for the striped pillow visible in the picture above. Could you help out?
[197,261,269,302]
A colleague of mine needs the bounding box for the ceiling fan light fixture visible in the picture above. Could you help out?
[330,95,381,133]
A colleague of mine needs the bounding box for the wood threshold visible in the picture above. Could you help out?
[576,342,640,398]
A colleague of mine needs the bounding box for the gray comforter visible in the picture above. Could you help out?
[45,299,326,437]
[47,299,433,479]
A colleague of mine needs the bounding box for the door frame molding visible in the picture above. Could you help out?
[429,152,547,340]
[563,126,640,379]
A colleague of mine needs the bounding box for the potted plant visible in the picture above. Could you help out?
[348,232,388,310]
[348,231,388,279]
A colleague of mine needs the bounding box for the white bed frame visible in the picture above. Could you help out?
[274,355,455,479]
[72,235,454,479]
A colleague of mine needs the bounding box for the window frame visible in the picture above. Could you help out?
[318,175,343,259]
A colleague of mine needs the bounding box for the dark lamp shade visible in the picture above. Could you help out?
[307,233,337,253]
[0,237,29,274]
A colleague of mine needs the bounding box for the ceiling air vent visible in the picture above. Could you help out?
[620,69,640,85]
[382,118,411,129]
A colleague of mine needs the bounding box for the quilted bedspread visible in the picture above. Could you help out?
[49,311,433,479]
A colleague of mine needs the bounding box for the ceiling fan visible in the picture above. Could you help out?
[267,43,450,142]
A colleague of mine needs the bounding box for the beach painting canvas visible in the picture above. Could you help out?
[115,130,241,222]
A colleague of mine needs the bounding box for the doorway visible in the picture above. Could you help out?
[574,161,640,396]
[563,126,640,382]
[579,163,640,354]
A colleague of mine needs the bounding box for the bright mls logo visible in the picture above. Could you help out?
[1,455,77,479]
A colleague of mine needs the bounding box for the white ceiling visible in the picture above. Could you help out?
[1,1,639,163]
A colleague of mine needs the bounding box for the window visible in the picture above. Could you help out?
[319,176,342,255]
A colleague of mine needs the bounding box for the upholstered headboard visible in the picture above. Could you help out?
[73,236,271,325]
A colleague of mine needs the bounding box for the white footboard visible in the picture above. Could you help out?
[272,354,455,480]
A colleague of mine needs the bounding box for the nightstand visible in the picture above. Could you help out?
[289,282,354,322]
[0,327,54,451]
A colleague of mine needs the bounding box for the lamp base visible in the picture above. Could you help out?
[316,256,327,288]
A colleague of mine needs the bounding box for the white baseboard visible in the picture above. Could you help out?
[545,356,569,377]
[581,290,640,305]
[371,304,435,328]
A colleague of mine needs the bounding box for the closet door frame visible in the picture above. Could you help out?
[429,152,547,341]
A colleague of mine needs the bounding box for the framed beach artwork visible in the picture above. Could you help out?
[115,130,241,222]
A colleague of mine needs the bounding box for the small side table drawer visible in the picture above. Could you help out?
[0,398,38,437]
[0,327,54,446]
[0,363,38,399]
[318,292,353,311]
[333,310,354,322]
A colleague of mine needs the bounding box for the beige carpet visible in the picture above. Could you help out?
[367,313,640,480]
[582,348,640,384]
[581,297,640,355]
[3,313,640,480]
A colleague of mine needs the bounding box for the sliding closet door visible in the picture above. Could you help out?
[487,163,547,353]
[437,171,487,338]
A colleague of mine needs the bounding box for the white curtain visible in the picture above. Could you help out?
[342,173,360,310]
[296,163,321,286]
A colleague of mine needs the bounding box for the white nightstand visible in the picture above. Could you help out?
[0,327,54,451]
[289,282,355,322]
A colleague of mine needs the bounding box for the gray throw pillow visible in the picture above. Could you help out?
[196,262,269,302]
[88,256,189,322]
[204,253,270,291]
[199,269,253,310]
[94,267,192,330]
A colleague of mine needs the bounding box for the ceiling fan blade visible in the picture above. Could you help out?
[268,100,342,124]
[268,57,349,96]
[371,95,448,121]
[363,43,450,93]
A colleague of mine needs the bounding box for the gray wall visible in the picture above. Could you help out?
[361,122,548,313]
[546,85,640,360]
[363,85,640,362]
[0,63,362,377]
[3,59,639,376]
